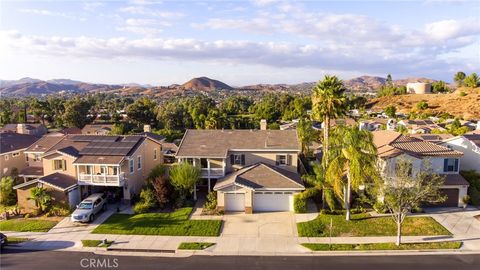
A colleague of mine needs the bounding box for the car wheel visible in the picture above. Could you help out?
[89,214,95,222]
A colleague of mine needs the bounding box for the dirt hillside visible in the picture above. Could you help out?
[367,87,480,119]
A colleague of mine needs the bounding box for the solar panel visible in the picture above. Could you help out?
[72,135,120,142]
[79,140,139,156]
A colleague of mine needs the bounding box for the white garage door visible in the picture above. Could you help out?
[225,193,245,212]
[253,192,293,212]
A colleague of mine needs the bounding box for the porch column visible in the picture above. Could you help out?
[207,159,211,191]
[222,159,226,176]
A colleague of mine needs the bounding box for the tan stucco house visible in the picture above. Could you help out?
[176,128,304,213]
[0,132,39,179]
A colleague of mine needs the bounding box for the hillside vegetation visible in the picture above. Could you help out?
[367,87,480,119]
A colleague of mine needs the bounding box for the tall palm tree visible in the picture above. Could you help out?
[326,125,379,220]
[312,75,347,172]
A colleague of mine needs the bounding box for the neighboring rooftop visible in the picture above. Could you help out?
[176,129,300,158]
[372,130,463,159]
[410,133,454,144]
[214,163,304,190]
[0,132,39,154]
[81,124,114,135]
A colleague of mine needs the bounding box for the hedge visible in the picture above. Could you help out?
[294,188,319,213]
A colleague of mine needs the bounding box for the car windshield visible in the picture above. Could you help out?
[78,202,93,209]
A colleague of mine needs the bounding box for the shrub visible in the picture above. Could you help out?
[459,91,467,97]
[133,188,157,214]
[203,191,217,211]
[373,201,388,214]
[48,202,71,216]
[294,188,319,213]
[150,174,170,208]
[460,170,480,207]
[133,203,151,214]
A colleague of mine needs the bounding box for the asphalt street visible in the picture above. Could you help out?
[1,249,479,270]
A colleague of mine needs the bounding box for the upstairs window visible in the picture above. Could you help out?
[230,154,245,165]
[444,158,459,172]
[53,160,66,171]
[153,148,157,160]
[137,156,142,170]
[33,154,41,162]
[129,159,134,174]
[12,152,19,158]
[276,155,291,166]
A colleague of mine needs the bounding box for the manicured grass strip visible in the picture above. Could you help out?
[0,219,58,232]
[178,242,215,250]
[82,240,113,248]
[302,241,462,251]
[92,207,222,236]
[6,237,30,244]
[297,213,451,237]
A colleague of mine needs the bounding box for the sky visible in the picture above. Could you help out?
[0,0,479,86]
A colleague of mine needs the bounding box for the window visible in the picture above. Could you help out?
[444,158,459,172]
[4,155,8,161]
[25,155,29,162]
[276,155,289,166]
[33,154,41,162]
[112,167,118,175]
[53,160,65,171]
[230,154,245,165]
[137,156,142,170]
[129,159,134,174]
[100,166,106,175]
[85,165,93,175]
[12,152,19,157]
[153,148,157,160]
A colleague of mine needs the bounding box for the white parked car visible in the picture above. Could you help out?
[71,193,107,223]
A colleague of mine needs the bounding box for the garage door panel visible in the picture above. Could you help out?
[253,192,293,212]
[225,193,245,212]
[424,188,459,207]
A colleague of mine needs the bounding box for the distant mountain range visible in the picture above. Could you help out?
[0,76,442,97]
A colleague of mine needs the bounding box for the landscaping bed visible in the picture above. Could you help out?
[297,212,451,237]
[302,241,462,251]
[82,240,114,248]
[0,217,60,232]
[178,242,215,250]
[92,207,222,236]
[6,237,30,244]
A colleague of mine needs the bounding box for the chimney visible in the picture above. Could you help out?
[17,124,26,134]
[143,124,151,133]
[260,119,267,130]
[386,119,396,131]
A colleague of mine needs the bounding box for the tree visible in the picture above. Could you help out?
[126,97,157,126]
[312,75,347,174]
[62,97,92,128]
[432,80,449,93]
[303,163,336,210]
[380,158,445,246]
[169,162,201,201]
[384,105,397,118]
[0,176,16,205]
[454,71,466,86]
[464,73,480,88]
[28,187,52,212]
[297,118,317,155]
[148,165,170,208]
[326,125,379,221]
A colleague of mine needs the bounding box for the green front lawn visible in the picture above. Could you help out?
[178,242,215,250]
[6,237,30,244]
[82,240,113,248]
[0,218,59,232]
[302,241,462,251]
[92,207,222,236]
[297,213,451,237]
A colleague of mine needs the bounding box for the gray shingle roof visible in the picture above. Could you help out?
[176,129,300,157]
[214,163,304,190]
[0,132,39,154]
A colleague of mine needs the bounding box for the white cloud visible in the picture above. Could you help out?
[118,5,183,18]
[193,18,272,33]
[118,18,172,36]
[18,8,82,20]
[83,2,105,12]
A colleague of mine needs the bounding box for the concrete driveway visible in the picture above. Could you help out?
[221,212,297,237]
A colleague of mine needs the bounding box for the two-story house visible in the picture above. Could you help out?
[0,132,39,179]
[442,132,480,173]
[14,133,163,212]
[372,130,469,207]
[176,128,304,213]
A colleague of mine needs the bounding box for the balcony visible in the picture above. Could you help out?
[78,173,125,186]
[201,168,225,178]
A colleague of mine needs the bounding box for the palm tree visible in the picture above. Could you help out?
[312,75,347,172]
[326,125,379,220]
[297,118,317,155]
[28,187,52,213]
[303,163,336,210]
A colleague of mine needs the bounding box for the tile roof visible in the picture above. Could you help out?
[214,163,305,190]
[25,133,65,153]
[81,124,114,134]
[410,133,454,144]
[176,129,300,157]
[73,155,125,165]
[38,172,78,190]
[372,130,463,159]
[0,132,39,154]
[462,134,480,148]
